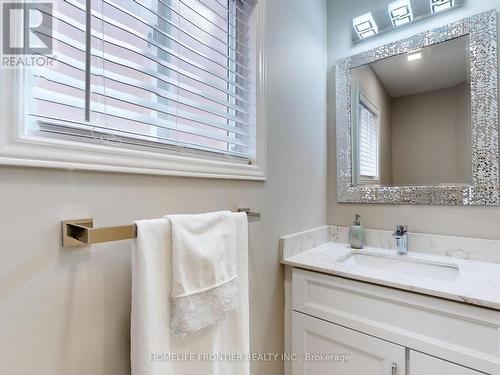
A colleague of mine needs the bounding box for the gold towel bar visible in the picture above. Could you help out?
[62,209,261,248]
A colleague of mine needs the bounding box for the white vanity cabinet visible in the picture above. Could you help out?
[409,351,484,375]
[292,312,405,375]
[291,268,500,375]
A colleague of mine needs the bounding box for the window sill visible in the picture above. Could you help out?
[0,133,266,180]
[358,179,381,186]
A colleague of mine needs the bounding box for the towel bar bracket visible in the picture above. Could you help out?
[237,208,261,219]
[62,218,137,248]
[62,218,94,248]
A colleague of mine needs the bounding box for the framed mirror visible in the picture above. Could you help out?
[336,10,499,205]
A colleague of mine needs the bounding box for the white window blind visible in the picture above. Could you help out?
[28,0,257,160]
[358,102,379,180]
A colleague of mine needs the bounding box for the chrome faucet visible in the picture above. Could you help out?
[393,225,408,255]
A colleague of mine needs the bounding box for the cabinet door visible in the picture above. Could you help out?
[409,351,487,375]
[292,311,406,375]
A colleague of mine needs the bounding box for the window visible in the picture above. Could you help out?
[354,92,380,185]
[1,0,266,179]
[358,102,379,181]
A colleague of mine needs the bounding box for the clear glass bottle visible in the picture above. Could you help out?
[348,214,365,249]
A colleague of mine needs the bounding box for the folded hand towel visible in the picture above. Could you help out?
[167,211,239,336]
[131,212,250,375]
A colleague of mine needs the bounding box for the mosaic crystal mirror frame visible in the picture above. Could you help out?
[336,10,499,205]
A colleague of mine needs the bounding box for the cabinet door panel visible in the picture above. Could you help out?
[409,351,487,375]
[292,312,406,375]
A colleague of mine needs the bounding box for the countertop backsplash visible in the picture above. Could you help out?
[281,225,500,264]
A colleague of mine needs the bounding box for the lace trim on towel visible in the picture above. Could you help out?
[170,278,239,336]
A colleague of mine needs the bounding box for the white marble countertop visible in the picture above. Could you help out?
[282,241,500,311]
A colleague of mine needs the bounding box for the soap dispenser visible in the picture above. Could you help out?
[349,214,365,249]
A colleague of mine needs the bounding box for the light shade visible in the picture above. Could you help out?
[430,0,454,13]
[388,0,413,27]
[353,12,378,39]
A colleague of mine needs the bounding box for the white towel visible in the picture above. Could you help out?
[131,212,250,375]
[167,211,239,336]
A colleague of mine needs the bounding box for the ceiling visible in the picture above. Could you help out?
[367,35,470,98]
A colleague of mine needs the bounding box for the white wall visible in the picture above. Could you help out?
[0,1,328,374]
[327,0,500,239]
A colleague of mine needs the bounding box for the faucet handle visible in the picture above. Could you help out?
[395,225,407,235]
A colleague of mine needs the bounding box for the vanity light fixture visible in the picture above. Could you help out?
[430,0,454,13]
[353,12,378,39]
[407,51,422,61]
[388,0,413,27]
[353,0,462,43]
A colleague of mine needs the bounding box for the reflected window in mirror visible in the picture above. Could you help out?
[354,91,381,185]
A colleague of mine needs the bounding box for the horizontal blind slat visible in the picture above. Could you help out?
[36,22,251,104]
[34,117,252,157]
[59,1,253,89]
[147,0,249,56]
[54,50,251,117]
[35,58,251,125]
[33,69,252,136]
[32,88,253,147]
[102,0,249,75]
[179,0,249,30]
[128,0,251,65]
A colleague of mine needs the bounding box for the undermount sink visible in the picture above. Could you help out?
[339,251,459,281]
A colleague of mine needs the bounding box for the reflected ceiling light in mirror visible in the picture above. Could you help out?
[388,0,413,27]
[407,51,422,61]
[353,12,378,39]
[430,0,454,13]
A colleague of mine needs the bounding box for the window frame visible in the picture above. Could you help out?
[352,87,381,186]
[0,0,267,180]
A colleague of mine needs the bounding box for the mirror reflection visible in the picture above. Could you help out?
[351,35,471,187]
